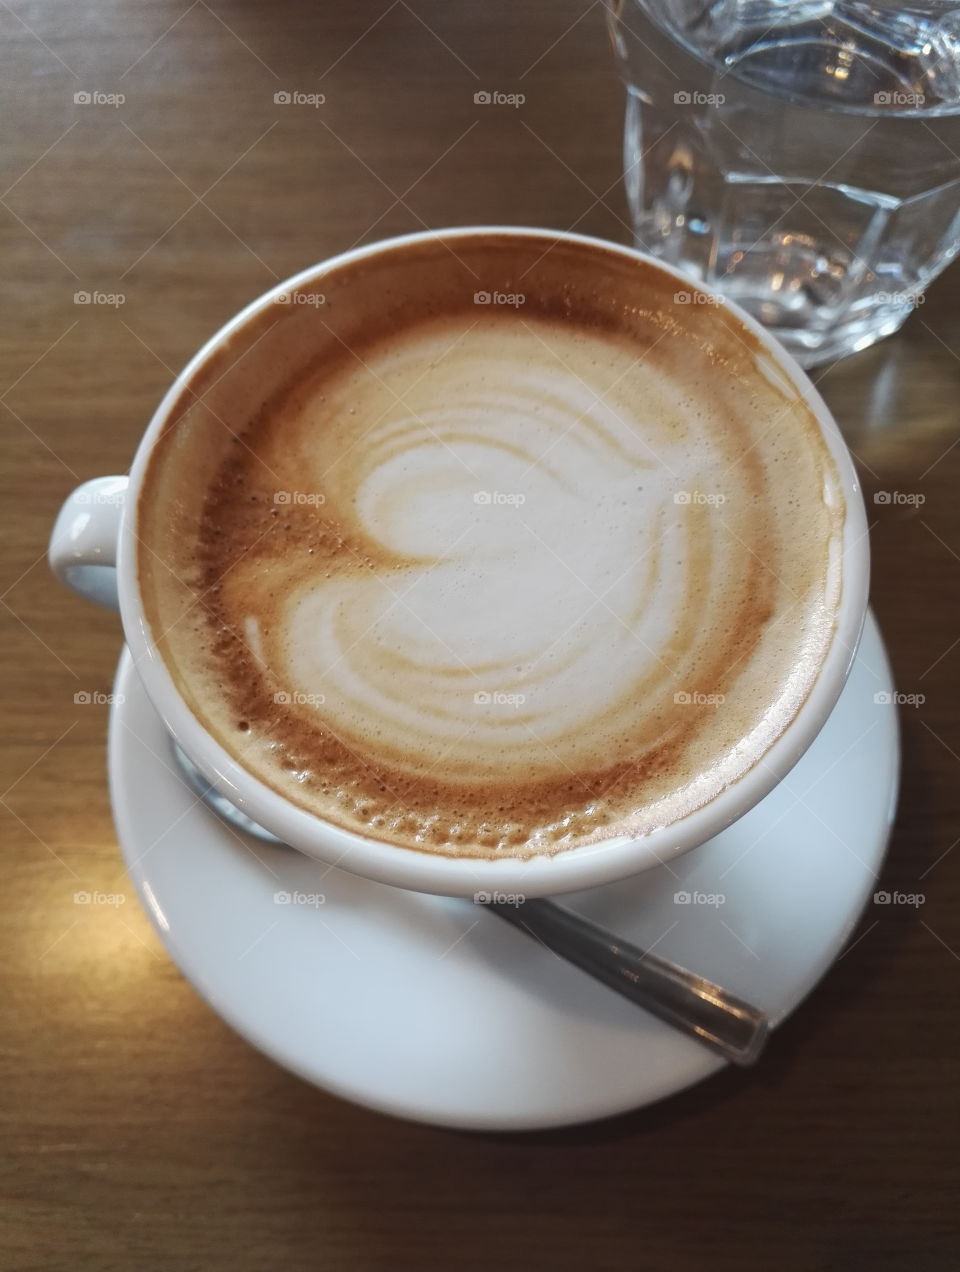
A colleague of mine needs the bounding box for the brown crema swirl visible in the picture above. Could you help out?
[138,234,845,858]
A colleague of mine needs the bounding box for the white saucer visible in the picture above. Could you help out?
[109,612,898,1130]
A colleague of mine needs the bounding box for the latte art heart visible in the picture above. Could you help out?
[140,236,846,858]
[263,320,712,785]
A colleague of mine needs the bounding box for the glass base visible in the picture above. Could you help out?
[736,305,912,369]
[633,232,916,367]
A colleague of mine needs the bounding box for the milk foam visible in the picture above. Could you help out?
[139,236,845,858]
[267,319,711,782]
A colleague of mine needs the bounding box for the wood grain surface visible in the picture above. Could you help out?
[1,2,958,1269]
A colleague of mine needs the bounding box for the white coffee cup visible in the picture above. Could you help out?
[49,228,869,898]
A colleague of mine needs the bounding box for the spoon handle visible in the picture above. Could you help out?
[490,898,769,1067]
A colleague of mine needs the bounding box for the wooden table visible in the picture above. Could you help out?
[2,2,957,1267]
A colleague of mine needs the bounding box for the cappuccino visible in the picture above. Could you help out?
[139,233,846,858]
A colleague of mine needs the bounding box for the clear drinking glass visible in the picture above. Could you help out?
[606,1,960,364]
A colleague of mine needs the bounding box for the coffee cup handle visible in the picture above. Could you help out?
[48,476,128,612]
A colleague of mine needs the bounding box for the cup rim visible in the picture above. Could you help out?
[117,225,870,898]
